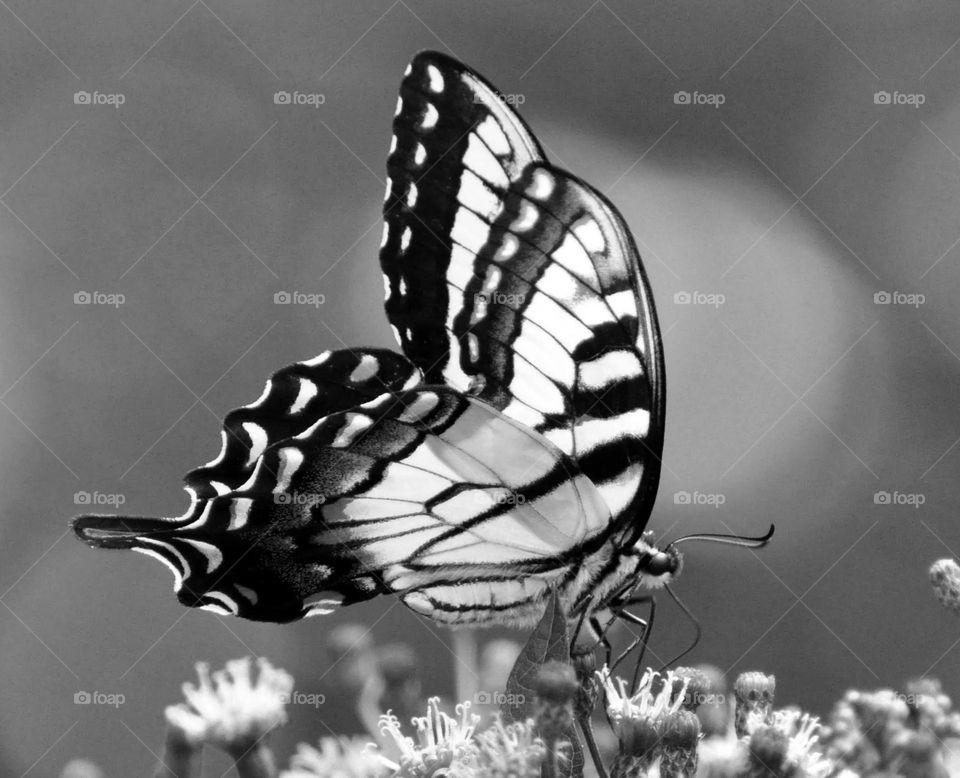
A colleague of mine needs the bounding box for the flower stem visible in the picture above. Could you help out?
[578,717,609,778]
[230,742,277,778]
[153,728,198,778]
[543,736,559,778]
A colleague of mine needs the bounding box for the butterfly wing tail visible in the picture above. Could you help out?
[72,514,181,549]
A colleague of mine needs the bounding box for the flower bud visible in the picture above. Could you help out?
[734,672,776,737]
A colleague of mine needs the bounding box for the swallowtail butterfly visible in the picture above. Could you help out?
[74,52,682,628]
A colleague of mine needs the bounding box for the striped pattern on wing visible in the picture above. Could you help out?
[381,51,665,546]
[184,348,421,501]
[75,384,611,623]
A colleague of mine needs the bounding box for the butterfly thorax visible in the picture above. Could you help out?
[565,531,682,619]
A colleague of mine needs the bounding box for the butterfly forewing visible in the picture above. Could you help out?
[382,52,665,547]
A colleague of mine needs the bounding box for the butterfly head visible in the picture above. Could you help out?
[633,530,683,586]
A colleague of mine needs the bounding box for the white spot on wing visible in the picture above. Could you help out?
[182,538,224,573]
[414,143,427,166]
[237,458,266,492]
[290,377,318,414]
[380,223,390,248]
[495,233,519,261]
[136,539,188,592]
[398,392,439,423]
[300,351,331,368]
[527,168,555,200]
[401,226,412,252]
[304,596,344,617]
[394,96,403,116]
[467,332,480,363]
[200,602,233,616]
[426,64,445,93]
[332,414,373,448]
[421,103,438,130]
[235,584,259,604]
[350,354,379,383]
[406,182,418,208]
[274,447,304,493]
[242,422,268,467]
[229,498,253,530]
[511,201,539,232]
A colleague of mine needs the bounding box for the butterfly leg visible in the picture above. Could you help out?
[570,613,611,778]
[609,596,657,693]
[588,615,614,669]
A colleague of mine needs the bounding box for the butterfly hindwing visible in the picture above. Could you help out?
[77,381,612,623]
[183,348,422,500]
[382,52,665,547]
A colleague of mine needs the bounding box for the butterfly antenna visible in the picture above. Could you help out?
[668,523,775,550]
[657,584,701,670]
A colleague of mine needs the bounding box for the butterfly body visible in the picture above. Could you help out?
[74,51,673,628]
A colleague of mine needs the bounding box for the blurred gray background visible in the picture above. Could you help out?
[3,1,960,774]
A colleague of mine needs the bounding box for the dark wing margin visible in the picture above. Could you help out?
[380,51,665,546]
[381,50,544,386]
[73,347,424,621]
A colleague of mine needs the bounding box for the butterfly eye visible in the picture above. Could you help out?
[648,548,682,577]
